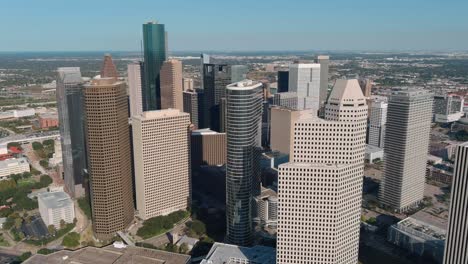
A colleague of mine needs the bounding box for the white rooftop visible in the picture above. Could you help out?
[191,128,222,136]
[0,157,28,169]
[201,242,276,264]
[226,79,262,91]
[38,191,73,209]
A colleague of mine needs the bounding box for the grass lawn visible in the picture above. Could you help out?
[17,179,36,187]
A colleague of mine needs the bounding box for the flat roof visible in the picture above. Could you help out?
[201,242,276,264]
[191,128,224,136]
[366,144,384,154]
[226,79,262,91]
[134,109,188,120]
[38,191,73,209]
[0,157,28,169]
[24,245,191,264]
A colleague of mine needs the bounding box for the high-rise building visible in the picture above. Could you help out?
[270,106,313,155]
[277,70,289,93]
[203,64,231,131]
[183,78,194,91]
[83,77,134,240]
[368,99,388,148]
[142,21,167,111]
[443,142,468,264]
[288,62,321,111]
[433,94,464,123]
[316,55,329,106]
[277,79,367,264]
[225,80,263,246]
[128,61,144,117]
[56,67,87,198]
[273,92,300,110]
[231,65,249,83]
[358,78,372,97]
[183,89,203,129]
[160,59,183,111]
[191,128,227,169]
[379,89,433,212]
[132,109,191,220]
[100,54,119,78]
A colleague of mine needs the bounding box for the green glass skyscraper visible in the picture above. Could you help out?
[143,21,166,110]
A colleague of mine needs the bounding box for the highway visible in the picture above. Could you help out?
[0,131,59,144]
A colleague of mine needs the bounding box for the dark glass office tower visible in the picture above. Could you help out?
[225,80,263,246]
[277,70,289,93]
[56,67,87,198]
[203,64,231,132]
[142,22,166,111]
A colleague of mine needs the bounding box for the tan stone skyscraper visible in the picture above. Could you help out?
[160,59,183,111]
[132,109,191,220]
[100,54,119,78]
[83,76,134,240]
[277,79,367,264]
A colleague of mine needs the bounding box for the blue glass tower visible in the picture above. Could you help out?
[142,22,166,110]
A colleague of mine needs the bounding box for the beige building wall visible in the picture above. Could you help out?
[133,109,191,220]
[83,77,134,240]
[277,79,367,264]
[160,59,183,111]
[270,106,313,156]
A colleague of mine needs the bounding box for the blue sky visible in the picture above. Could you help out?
[1,0,467,51]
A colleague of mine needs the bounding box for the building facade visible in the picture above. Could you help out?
[56,67,87,198]
[368,99,388,148]
[225,80,263,246]
[128,61,144,117]
[443,142,468,264]
[38,191,75,228]
[142,21,166,111]
[277,79,367,264]
[160,59,183,111]
[379,89,433,212]
[191,128,226,168]
[203,64,231,132]
[38,113,59,129]
[288,62,321,111]
[231,65,249,83]
[316,55,329,106]
[0,158,30,179]
[83,77,134,240]
[133,109,191,220]
[277,70,289,93]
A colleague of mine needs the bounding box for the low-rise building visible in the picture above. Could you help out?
[0,157,30,179]
[388,215,446,264]
[200,242,276,264]
[24,243,191,264]
[38,113,59,129]
[365,144,384,164]
[253,187,278,228]
[38,191,75,228]
[13,108,36,118]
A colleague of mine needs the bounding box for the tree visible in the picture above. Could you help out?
[60,220,66,229]
[18,252,32,262]
[39,160,49,169]
[47,225,56,235]
[32,142,43,150]
[186,220,206,236]
[14,218,22,229]
[179,243,189,254]
[37,248,55,255]
[62,232,80,248]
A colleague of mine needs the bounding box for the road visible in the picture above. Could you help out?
[0,131,59,144]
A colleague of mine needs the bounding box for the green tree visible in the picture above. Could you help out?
[179,243,189,254]
[18,252,32,262]
[62,232,80,248]
[37,248,55,255]
[60,219,66,229]
[32,142,43,150]
[39,160,49,169]
[47,225,56,235]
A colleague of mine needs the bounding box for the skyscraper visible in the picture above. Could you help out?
[142,21,167,111]
[316,55,329,106]
[225,80,263,246]
[368,99,388,148]
[203,63,231,131]
[443,142,468,264]
[100,54,119,78]
[56,67,87,198]
[277,70,289,93]
[379,89,433,212]
[183,88,205,129]
[128,61,144,117]
[132,109,191,220]
[83,76,134,240]
[160,59,183,111]
[288,62,321,111]
[358,78,372,97]
[231,65,249,83]
[277,79,367,264]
